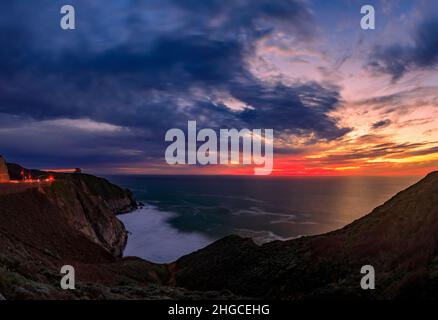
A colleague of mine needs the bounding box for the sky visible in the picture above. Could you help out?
[0,0,437,176]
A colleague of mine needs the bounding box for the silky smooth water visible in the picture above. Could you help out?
[114,175,420,262]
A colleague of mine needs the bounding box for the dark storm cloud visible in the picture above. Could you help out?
[72,35,247,88]
[0,0,350,168]
[368,18,438,80]
[371,119,391,129]
[234,82,350,140]
[170,0,315,40]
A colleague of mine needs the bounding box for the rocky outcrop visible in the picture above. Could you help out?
[173,171,438,299]
[42,173,137,256]
[0,171,136,258]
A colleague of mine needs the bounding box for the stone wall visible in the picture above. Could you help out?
[0,156,10,182]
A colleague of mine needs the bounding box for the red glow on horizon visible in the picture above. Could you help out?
[105,153,436,177]
[41,168,77,173]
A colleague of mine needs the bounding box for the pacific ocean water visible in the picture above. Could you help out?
[111,175,420,263]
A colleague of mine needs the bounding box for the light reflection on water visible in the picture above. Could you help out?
[111,175,421,242]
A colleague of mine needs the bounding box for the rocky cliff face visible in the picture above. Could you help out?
[3,164,137,257]
[0,169,140,299]
[42,173,137,257]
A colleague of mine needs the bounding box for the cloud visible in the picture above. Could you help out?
[368,17,438,80]
[43,118,127,133]
[0,114,147,168]
[354,86,438,116]
[371,119,392,129]
[0,0,350,169]
[234,82,350,140]
[309,138,438,167]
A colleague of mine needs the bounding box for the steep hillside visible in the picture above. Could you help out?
[0,171,143,299]
[2,168,137,257]
[43,173,137,256]
[173,171,438,299]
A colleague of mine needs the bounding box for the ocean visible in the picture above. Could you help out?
[112,175,420,263]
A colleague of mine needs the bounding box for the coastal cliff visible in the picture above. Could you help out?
[43,173,137,257]
[0,167,142,299]
[4,164,137,257]
[0,165,230,299]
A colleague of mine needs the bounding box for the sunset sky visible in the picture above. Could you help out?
[0,0,437,176]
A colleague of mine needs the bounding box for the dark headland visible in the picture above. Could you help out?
[0,161,437,299]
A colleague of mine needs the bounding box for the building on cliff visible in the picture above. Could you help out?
[0,155,10,183]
